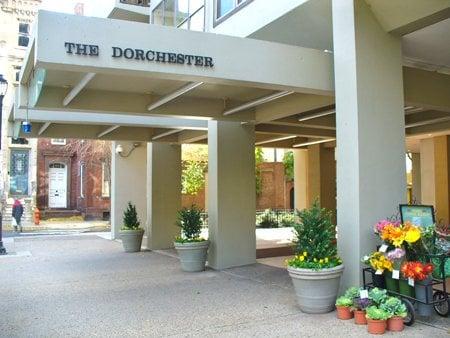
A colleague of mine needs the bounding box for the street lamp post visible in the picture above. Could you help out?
[0,74,9,255]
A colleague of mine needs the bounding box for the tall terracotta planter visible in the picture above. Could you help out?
[354,310,367,325]
[387,316,404,332]
[336,306,353,320]
[367,319,387,335]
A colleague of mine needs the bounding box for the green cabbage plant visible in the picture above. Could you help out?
[380,297,407,318]
[335,296,353,307]
[365,306,391,320]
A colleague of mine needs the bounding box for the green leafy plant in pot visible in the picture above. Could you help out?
[365,306,391,335]
[352,297,372,325]
[119,202,144,252]
[381,297,407,332]
[286,201,344,314]
[174,205,209,272]
[335,296,353,320]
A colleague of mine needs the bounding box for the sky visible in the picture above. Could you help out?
[40,0,114,18]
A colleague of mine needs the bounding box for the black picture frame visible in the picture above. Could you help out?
[399,204,435,227]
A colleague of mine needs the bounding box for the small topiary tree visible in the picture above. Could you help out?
[175,204,204,242]
[287,200,341,269]
[122,202,140,230]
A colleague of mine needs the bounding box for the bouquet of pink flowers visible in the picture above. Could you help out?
[374,220,401,234]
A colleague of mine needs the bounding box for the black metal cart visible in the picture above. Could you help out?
[362,253,449,326]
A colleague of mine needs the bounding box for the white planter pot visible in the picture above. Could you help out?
[119,229,144,253]
[287,264,344,314]
[174,241,209,272]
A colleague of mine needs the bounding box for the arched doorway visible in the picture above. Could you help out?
[48,163,67,208]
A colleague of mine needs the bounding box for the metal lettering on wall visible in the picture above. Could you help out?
[64,42,214,68]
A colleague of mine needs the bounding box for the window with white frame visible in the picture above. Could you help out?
[80,163,85,198]
[101,161,110,198]
[216,0,251,21]
[51,138,66,145]
[152,0,205,32]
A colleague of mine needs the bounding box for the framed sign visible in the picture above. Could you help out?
[399,204,435,227]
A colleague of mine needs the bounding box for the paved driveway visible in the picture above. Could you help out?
[0,235,448,337]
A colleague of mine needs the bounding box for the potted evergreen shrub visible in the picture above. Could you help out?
[380,297,407,332]
[119,202,144,252]
[365,306,390,335]
[174,205,209,272]
[287,201,344,313]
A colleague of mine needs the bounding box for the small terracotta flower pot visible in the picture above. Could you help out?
[387,316,404,332]
[336,306,353,320]
[354,310,367,325]
[367,318,387,335]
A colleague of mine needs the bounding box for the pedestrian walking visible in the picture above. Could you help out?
[12,199,24,232]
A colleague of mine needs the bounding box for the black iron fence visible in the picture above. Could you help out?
[199,209,296,228]
[256,209,296,228]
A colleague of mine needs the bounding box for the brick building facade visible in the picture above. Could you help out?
[181,162,293,211]
[36,139,110,220]
[257,162,294,210]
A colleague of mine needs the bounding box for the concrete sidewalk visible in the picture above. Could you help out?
[2,220,110,232]
[0,234,448,337]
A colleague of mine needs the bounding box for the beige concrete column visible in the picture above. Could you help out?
[207,120,256,269]
[111,142,147,240]
[147,142,181,250]
[333,0,406,288]
[420,136,450,224]
[307,144,336,212]
[293,149,308,211]
[411,153,421,204]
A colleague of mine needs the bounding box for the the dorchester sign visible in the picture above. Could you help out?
[64,42,214,68]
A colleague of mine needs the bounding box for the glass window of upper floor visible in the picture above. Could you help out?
[152,0,205,31]
[215,0,252,24]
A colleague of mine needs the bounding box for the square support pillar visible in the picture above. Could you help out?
[147,142,181,250]
[293,149,308,211]
[207,121,256,269]
[307,144,336,212]
[420,136,450,224]
[411,153,421,204]
[111,141,147,240]
[332,0,406,288]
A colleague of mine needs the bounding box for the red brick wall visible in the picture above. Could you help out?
[182,188,205,209]
[36,139,110,219]
[257,162,293,210]
[180,162,293,211]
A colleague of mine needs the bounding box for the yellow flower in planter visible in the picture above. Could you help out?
[325,257,329,263]
[303,251,307,257]
[299,255,305,262]
[404,225,421,243]
[319,259,324,264]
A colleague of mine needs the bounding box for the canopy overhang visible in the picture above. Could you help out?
[11,11,450,149]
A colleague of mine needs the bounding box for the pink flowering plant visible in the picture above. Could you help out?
[374,220,401,234]
[386,247,406,270]
[386,248,405,260]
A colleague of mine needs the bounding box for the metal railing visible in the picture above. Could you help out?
[199,209,296,228]
[256,209,296,228]
[119,0,150,7]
